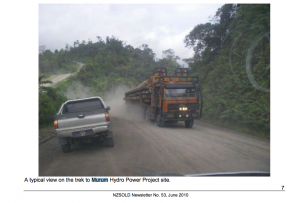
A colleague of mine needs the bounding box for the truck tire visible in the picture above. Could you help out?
[61,144,71,153]
[105,138,114,147]
[185,119,194,128]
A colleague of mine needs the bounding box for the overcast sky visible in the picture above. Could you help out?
[39,4,224,63]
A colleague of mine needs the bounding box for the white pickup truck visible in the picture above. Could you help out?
[54,97,113,152]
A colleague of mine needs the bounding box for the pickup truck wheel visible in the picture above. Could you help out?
[61,144,71,153]
[105,138,114,147]
[185,119,194,128]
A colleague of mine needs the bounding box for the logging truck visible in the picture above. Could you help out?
[124,68,203,128]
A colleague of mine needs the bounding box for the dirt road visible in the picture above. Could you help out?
[39,117,270,176]
[43,62,84,87]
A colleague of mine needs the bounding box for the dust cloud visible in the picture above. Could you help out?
[104,86,146,122]
[63,82,146,121]
[64,81,94,99]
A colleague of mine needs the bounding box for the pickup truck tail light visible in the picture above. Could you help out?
[54,120,58,129]
[105,113,110,122]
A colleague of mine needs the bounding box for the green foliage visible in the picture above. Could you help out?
[39,83,67,127]
[185,4,270,137]
[56,36,181,100]
[39,49,77,74]
[39,75,52,87]
[157,49,181,73]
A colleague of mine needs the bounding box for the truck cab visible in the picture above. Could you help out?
[124,68,203,128]
[152,68,203,128]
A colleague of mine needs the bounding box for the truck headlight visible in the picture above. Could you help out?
[179,107,183,110]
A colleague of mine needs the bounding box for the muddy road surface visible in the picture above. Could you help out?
[39,117,270,176]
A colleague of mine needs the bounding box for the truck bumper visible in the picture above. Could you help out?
[56,125,111,138]
[58,130,113,145]
[161,112,199,121]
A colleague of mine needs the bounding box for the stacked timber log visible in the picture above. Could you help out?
[124,78,152,104]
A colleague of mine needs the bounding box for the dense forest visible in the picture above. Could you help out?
[39,4,270,137]
[184,4,270,136]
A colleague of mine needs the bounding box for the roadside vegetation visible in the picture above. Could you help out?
[39,75,67,127]
[184,4,270,137]
[39,4,270,137]
[39,49,78,77]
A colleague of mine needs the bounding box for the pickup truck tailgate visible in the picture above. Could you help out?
[56,110,107,131]
[55,98,108,131]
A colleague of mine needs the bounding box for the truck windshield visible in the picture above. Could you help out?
[63,99,104,113]
[165,88,196,98]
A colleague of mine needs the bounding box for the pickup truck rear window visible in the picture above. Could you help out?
[63,99,104,114]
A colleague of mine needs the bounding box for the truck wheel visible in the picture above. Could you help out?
[105,138,114,147]
[61,144,71,153]
[185,119,194,128]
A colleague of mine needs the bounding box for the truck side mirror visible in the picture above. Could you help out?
[106,106,111,111]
